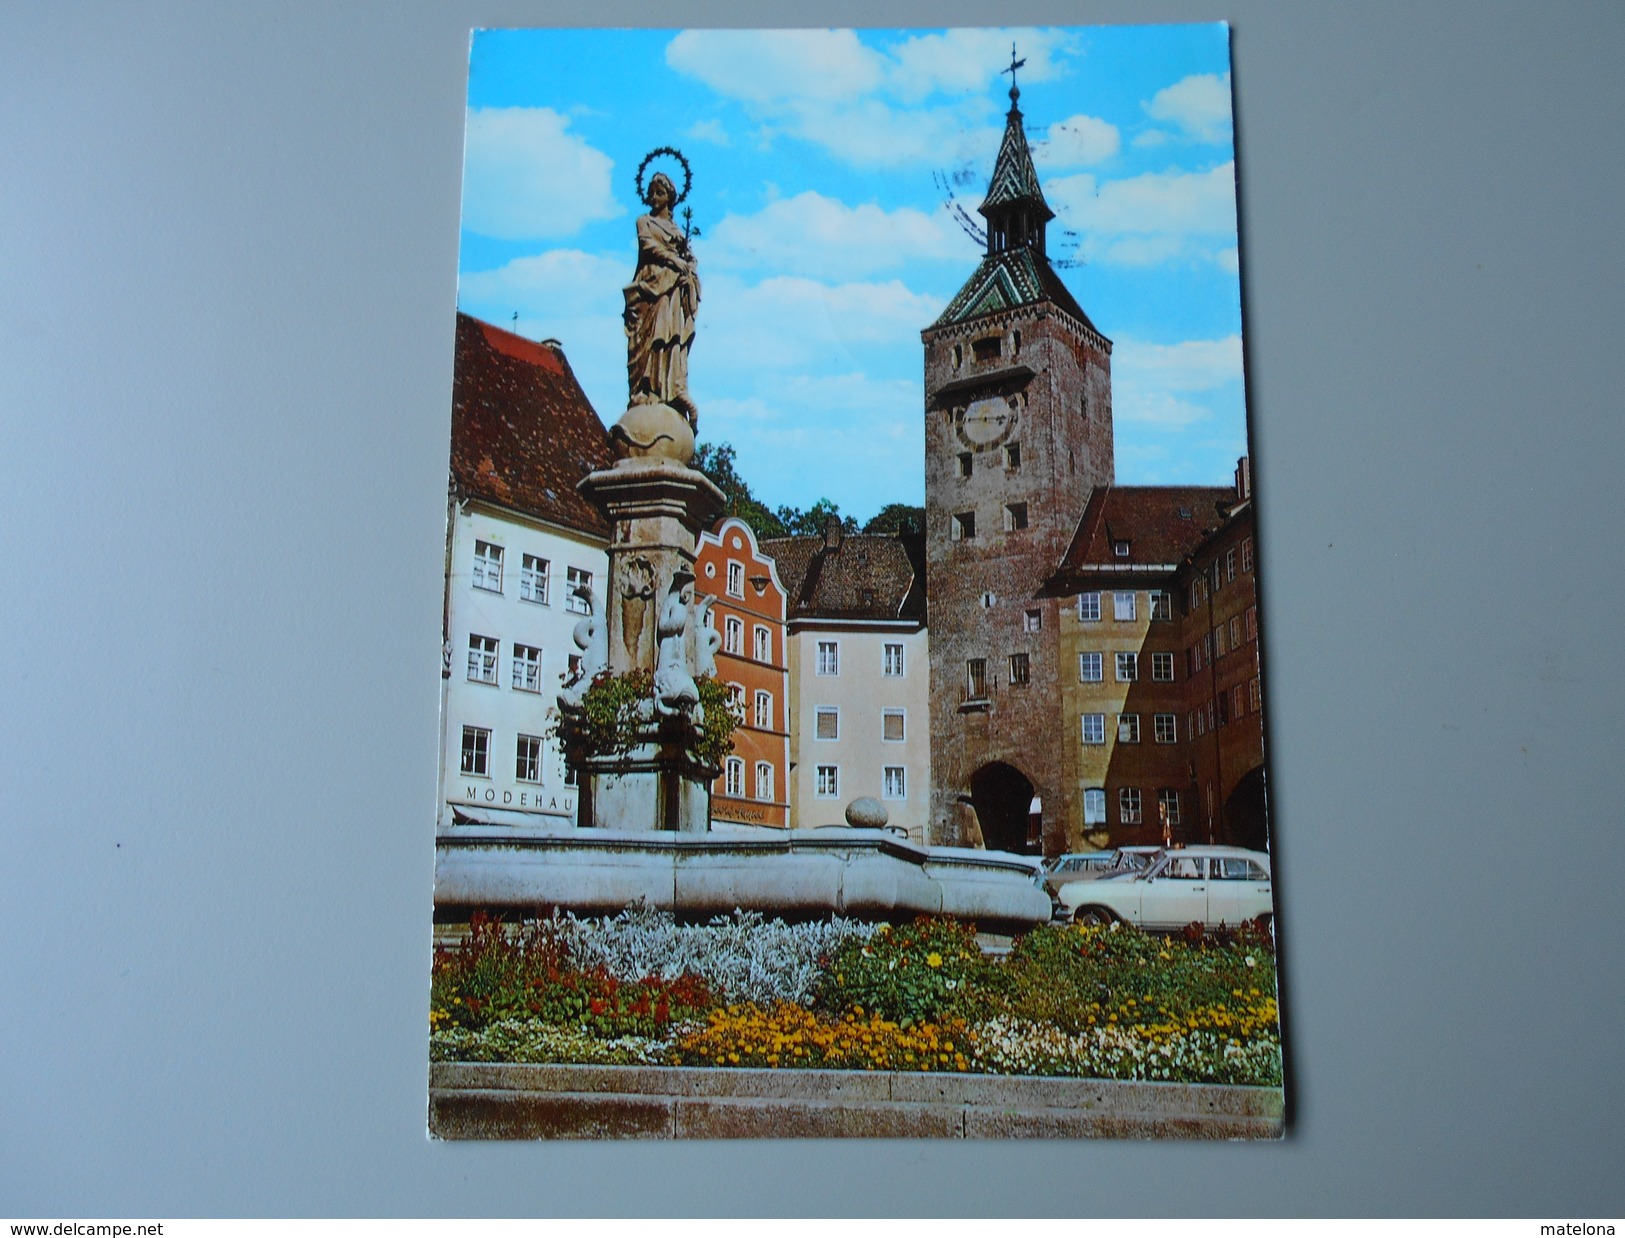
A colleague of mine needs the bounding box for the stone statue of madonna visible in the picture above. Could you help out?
[623,169,700,426]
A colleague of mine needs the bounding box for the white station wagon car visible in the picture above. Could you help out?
[1056,845,1273,931]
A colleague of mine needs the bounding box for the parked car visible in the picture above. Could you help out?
[1041,846,1162,902]
[1038,851,1114,899]
[1056,845,1273,931]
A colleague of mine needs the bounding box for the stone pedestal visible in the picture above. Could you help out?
[565,404,725,833]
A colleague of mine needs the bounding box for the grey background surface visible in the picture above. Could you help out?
[3,0,1621,1218]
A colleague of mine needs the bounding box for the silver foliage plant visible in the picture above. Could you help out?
[540,905,876,1008]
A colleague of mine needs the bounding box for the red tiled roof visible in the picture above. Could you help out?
[449,312,614,540]
[762,526,925,624]
[1048,485,1235,589]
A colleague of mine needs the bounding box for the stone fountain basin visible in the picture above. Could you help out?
[434,826,1051,933]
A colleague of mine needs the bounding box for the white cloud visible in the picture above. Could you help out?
[686,118,729,146]
[1111,335,1243,430]
[1132,129,1171,149]
[886,27,1073,102]
[1034,114,1120,168]
[664,27,1073,169]
[1048,163,1238,267]
[666,29,884,104]
[700,273,943,372]
[1144,74,1233,143]
[461,108,620,240]
[703,191,968,279]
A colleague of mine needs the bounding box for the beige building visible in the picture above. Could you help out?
[763,521,931,841]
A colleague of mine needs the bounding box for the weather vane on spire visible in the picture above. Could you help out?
[1002,42,1026,105]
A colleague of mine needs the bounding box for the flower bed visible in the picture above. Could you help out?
[429,909,1281,1086]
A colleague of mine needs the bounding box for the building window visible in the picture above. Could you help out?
[1024,608,1042,632]
[816,765,839,798]
[1117,714,1141,743]
[1004,442,1021,470]
[1078,592,1101,622]
[472,540,503,592]
[467,634,498,684]
[565,567,592,614]
[755,761,774,801]
[1083,788,1107,825]
[957,452,973,478]
[1114,540,1131,557]
[1250,675,1262,711]
[515,733,542,783]
[1150,590,1172,621]
[1210,561,1222,592]
[1242,537,1254,573]
[520,554,549,604]
[724,757,744,798]
[567,654,582,684]
[754,690,773,730]
[459,725,490,777]
[1151,651,1174,682]
[1113,591,1136,621]
[511,643,543,692]
[1226,548,1237,582]
[1008,652,1030,685]
[753,625,771,663]
[1233,684,1247,718]
[724,615,743,655]
[1004,502,1028,532]
[883,766,907,800]
[1154,713,1178,744]
[816,641,839,676]
[1115,651,1138,682]
[1194,708,1205,737]
[883,643,905,677]
[726,561,744,598]
[952,511,976,541]
[952,344,963,369]
[1230,616,1243,650]
[980,591,996,609]
[1246,606,1258,641]
[726,682,746,720]
[1158,789,1181,827]
[972,335,1001,361]
[1215,622,1228,658]
[1119,787,1142,825]
[1081,713,1105,745]
[563,764,577,788]
[966,658,988,700]
[1079,652,1102,682]
[815,707,839,740]
[882,709,905,742]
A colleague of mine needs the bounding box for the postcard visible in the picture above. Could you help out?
[429,24,1282,1140]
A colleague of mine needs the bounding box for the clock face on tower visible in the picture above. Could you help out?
[955,394,1019,451]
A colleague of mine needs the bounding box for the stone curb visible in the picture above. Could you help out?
[429,1062,1283,1140]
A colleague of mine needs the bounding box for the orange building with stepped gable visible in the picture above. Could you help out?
[696,517,790,827]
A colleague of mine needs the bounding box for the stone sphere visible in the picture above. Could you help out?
[844,797,889,829]
[612,401,695,464]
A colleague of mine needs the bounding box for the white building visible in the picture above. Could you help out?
[436,313,613,832]
[762,521,932,842]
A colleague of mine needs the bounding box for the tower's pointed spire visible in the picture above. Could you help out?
[978,43,1053,254]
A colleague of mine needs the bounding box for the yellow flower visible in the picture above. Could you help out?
[926,952,943,968]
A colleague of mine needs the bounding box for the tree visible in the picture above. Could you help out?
[775,498,858,537]
[862,503,925,535]
[692,441,786,539]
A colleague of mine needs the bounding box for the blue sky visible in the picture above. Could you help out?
[457,25,1247,522]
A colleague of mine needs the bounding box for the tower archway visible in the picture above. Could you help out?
[969,762,1038,855]
[1222,766,1269,852]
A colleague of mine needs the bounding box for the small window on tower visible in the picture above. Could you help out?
[1005,503,1028,532]
[1004,442,1021,470]
[1011,329,1022,357]
[953,511,976,541]
[952,344,963,370]
[1080,392,1090,419]
[1114,540,1131,557]
[957,453,973,478]
[972,336,1001,362]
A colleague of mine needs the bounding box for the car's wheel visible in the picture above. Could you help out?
[1074,906,1115,927]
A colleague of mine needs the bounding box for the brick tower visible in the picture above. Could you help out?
[923,65,1114,855]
